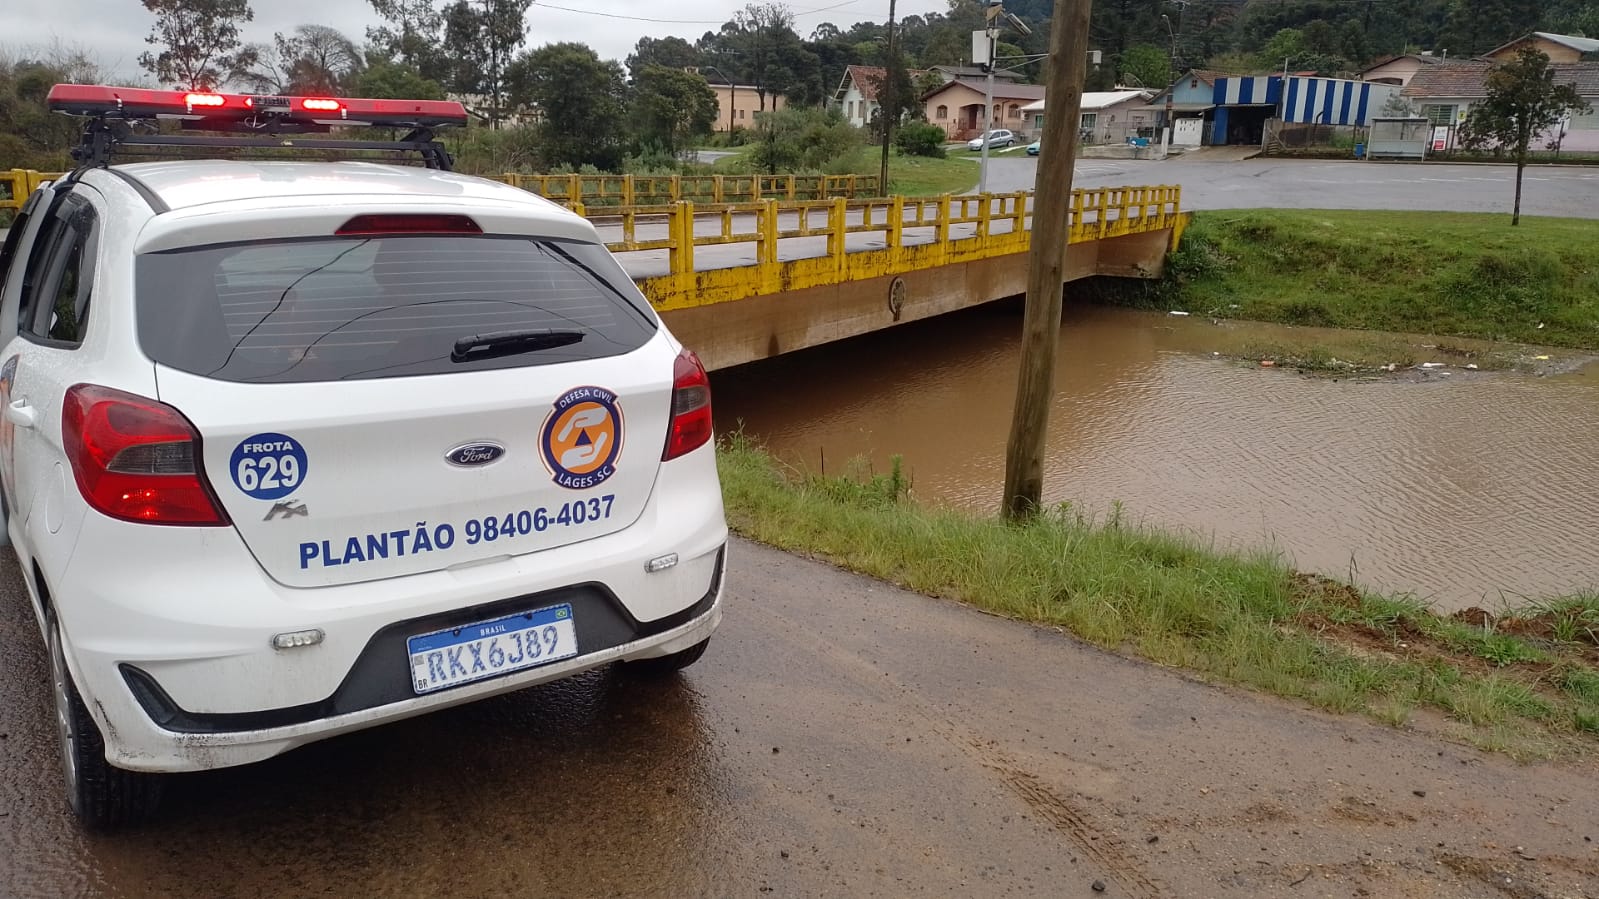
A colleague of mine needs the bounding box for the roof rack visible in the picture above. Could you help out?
[47,84,470,171]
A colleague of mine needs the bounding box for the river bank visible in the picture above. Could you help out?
[712,304,1599,614]
[1086,209,1599,354]
[718,435,1599,758]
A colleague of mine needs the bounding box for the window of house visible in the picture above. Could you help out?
[1034,114,1045,130]
[1422,104,1458,126]
[936,104,948,120]
[992,103,1001,121]
[1080,112,1098,131]
[1566,108,1597,130]
[1190,79,1199,88]
[738,109,745,120]
[1008,104,1020,119]
[848,100,856,118]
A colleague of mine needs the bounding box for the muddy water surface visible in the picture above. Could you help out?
[714,305,1599,612]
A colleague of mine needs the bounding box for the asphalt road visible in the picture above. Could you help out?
[4,541,1596,897]
[606,156,1599,279]
[982,154,1599,218]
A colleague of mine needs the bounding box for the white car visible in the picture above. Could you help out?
[967,129,1016,151]
[0,86,727,828]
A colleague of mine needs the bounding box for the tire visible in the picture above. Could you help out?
[48,620,163,829]
[621,638,710,678]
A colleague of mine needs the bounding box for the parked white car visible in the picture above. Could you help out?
[1,85,727,828]
[967,129,1017,151]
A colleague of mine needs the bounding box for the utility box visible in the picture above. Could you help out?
[1366,117,1430,160]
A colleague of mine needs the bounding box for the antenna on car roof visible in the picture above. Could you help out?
[47,85,470,171]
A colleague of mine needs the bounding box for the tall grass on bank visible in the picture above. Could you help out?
[1084,210,1599,350]
[718,434,1599,757]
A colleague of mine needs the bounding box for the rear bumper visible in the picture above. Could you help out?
[112,577,721,771]
[45,442,726,772]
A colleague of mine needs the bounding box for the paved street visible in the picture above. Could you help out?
[606,156,1599,279]
[5,541,1595,897]
[982,154,1599,218]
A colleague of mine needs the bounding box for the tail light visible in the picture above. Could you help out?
[61,385,229,526]
[662,349,713,461]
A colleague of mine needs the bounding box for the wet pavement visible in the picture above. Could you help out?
[985,156,1599,219]
[4,542,1599,897]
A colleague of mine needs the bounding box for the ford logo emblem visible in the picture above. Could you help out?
[446,442,506,467]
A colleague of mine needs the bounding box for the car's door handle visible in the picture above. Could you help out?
[5,400,36,429]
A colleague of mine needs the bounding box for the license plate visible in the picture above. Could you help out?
[406,604,578,695]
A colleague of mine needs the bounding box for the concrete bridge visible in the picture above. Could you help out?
[588,187,1186,370]
[4,169,1187,371]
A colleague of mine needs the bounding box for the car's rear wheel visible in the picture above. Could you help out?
[622,638,710,678]
[48,619,163,829]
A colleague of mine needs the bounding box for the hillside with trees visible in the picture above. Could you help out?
[2,0,1595,175]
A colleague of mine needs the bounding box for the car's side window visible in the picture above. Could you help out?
[22,195,97,346]
[16,194,73,335]
[0,208,33,300]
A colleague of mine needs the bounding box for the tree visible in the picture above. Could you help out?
[749,105,861,173]
[874,39,918,135]
[236,25,362,94]
[1,44,117,171]
[441,0,533,127]
[626,37,700,81]
[138,0,255,89]
[1438,0,1540,59]
[1460,47,1590,225]
[731,3,805,111]
[506,43,629,170]
[1119,44,1171,90]
[366,0,448,82]
[631,65,719,156]
[354,58,445,99]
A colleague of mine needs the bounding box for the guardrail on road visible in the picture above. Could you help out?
[607,185,1185,310]
[2,169,883,214]
[500,173,881,208]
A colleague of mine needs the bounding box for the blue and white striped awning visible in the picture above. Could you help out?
[1282,78,1396,126]
[1212,76,1281,106]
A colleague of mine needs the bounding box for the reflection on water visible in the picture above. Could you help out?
[714,305,1599,612]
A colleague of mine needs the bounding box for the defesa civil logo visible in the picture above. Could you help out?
[540,386,623,490]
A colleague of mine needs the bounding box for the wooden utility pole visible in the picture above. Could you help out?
[1000,0,1094,520]
[879,0,898,191]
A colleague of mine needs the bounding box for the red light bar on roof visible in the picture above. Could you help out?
[46,84,467,128]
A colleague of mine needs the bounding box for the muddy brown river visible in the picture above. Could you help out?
[713,305,1599,612]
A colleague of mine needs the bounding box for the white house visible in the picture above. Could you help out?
[1020,90,1154,144]
[1403,61,1599,153]
[834,64,929,128]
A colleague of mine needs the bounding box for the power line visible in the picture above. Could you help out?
[527,0,862,25]
[527,3,722,24]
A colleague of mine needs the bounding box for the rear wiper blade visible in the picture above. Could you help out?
[451,329,585,363]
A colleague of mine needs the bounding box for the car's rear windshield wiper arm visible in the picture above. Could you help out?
[451,329,585,363]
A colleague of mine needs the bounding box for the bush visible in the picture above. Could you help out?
[748,106,863,174]
[624,142,683,175]
[705,128,752,148]
[895,121,948,158]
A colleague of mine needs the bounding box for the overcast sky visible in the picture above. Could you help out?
[7,0,951,82]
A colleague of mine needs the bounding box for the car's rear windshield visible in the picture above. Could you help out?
[136,235,657,383]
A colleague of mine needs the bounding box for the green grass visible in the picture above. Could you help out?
[718,433,1599,758]
[1088,209,1599,351]
[712,146,977,197]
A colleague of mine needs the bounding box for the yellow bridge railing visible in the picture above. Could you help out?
[3,168,1185,313]
[500,173,881,208]
[593,186,1186,310]
[2,169,884,214]
[1,169,57,214]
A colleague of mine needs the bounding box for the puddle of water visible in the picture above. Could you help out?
[714,304,1599,612]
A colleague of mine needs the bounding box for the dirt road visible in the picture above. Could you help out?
[2,540,1596,897]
